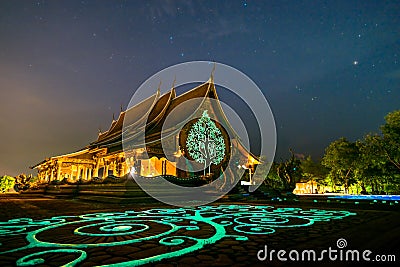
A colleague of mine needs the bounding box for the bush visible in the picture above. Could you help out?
[102,175,125,184]
[0,175,16,193]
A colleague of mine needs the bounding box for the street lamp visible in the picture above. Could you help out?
[239,164,254,185]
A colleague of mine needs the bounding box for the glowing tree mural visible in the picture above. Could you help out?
[186,110,226,176]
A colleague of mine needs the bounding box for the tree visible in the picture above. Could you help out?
[264,163,284,190]
[14,174,40,191]
[322,138,359,193]
[319,111,400,195]
[186,110,226,176]
[381,110,400,172]
[354,134,388,194]
[0,175,15,193]
[275,150,302,192]
[300,156,329,192]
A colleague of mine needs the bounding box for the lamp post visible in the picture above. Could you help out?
[239,164,254,185]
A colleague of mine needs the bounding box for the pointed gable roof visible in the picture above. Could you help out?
[92,91,160,147]
[146,88,175,128]
[92,81,214,148]
[145,81,213,140]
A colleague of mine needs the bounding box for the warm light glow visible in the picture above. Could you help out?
[140,157,176,177]
[129,166,136,177]
[173,148,183,157]
[247,155,260,165]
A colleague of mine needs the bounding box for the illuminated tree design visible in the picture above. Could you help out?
[186,110,226,176]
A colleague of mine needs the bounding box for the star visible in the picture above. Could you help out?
[353,60,358,65]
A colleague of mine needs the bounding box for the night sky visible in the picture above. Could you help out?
[1,1,399,176]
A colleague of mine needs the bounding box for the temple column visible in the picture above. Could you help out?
[56,161,62,180]
[50,167,54,181]
[93,159,99,177]
[83,166,87,180]
[69,165,74,181]
[131,158,135,171]
[121,163,125,176]
[123,162,128,176]
[76,165,81,180]
[113,161,118,176]
[105,164,109,178]
[123,157,129,176]
[87,168,92,180]
[120,162,124,176]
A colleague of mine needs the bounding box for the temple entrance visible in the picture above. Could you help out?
[98,167,104,178]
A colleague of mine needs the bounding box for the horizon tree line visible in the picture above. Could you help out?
[265,109,400,195]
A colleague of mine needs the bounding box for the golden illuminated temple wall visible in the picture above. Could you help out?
[140,157,176,177]
[36,160,96,183]
[36,150,179,183]
[293,181,320,194]
[92,152,129,179]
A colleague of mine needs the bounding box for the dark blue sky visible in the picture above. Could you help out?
[0,0,399,175]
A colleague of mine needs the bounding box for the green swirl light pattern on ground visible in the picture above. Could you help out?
[0,205,356,266]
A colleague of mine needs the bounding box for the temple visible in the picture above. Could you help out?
[31,78,260,184]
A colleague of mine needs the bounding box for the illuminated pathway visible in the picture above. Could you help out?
[0,205,355,266]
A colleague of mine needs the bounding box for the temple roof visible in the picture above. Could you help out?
[32,78,259,168]
[91,80,216,148]
[92,91,160,147]
[145,81,213,141]
[30,149,91,169]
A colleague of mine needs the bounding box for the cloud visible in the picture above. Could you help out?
[145,0,196,20]
[191,18,250,40]
[143,1,249,39]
